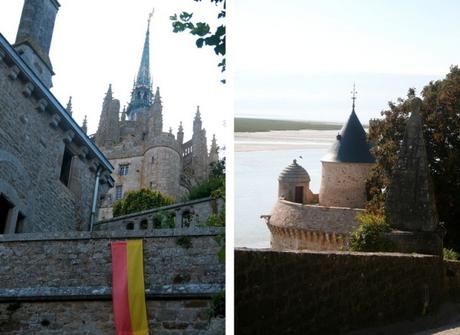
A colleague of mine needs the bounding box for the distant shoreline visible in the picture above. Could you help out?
[235,117,343,132]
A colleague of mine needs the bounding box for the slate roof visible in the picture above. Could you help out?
[322,110,375,164]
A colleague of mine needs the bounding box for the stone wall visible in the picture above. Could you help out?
[235,248,449,334]
[319,162,372,208]
[0,230,224,334]
[0,299,222,335]
[0,43,109,233]
[266,199,362,250]
[96,197,223,231]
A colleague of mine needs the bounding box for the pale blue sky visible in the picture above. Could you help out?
[0,0,228,147]
[233,0,460,122]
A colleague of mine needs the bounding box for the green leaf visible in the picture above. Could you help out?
[196,38,205,48]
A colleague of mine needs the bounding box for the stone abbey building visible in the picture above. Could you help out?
[0,2,224,334]
[95,16,219,219]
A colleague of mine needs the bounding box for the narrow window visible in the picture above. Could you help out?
[115,185,123,200]
[59,147,73,186]
[0,195,13,234]
[118,164,129,176]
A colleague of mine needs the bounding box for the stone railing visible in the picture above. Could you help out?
[95,197,224,232]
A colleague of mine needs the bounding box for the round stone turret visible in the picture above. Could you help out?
[278,160,315,204]
[319,109,375,208]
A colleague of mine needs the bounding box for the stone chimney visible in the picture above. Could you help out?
[14,0,60,88]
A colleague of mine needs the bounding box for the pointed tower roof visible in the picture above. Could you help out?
[154,86,161,104]
[136,11,153,88]
[82,115,88,134]
[195,106,201,120]
[322,86,374,163]
[126,10,155,121]
[66,96,73,115]
[105,84,113,100]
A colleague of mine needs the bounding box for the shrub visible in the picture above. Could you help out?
[208,290,225,319]
[349,213,393,252]
[152,210,176,229]
[444,248,460,261]
[187,159,225,201]
[176,236,192,249]
[113,188,174,217]
[187,177,224,201]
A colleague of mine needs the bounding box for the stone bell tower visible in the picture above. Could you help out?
[15,0,60,88]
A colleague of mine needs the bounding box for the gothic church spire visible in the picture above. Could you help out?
[126,9,154,121]
[136,10,153,88]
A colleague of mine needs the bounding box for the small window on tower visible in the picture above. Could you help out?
[115,185,123,200]
[60,147,73,186]
[119,164,129,176]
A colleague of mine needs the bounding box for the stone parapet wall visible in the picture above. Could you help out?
[269,199,362,234]
[267,223,347,251]
[236,248,449,335]
[0,230,224,292]
[0,230,224,334]
[96,197,223,231]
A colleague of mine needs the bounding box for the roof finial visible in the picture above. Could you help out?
[148,8,154,28]
[351,83,357,113]
[82,115,88,134]
[66,96,73,115]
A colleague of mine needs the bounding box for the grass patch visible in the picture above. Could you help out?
[444,248,459,261]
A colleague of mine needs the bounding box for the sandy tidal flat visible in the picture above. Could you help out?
[235,129,337,152]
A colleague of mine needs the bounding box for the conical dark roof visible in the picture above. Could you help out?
[322,110,375,163]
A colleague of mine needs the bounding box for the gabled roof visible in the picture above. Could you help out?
[322,110,375,164]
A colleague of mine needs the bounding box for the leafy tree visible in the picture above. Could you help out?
[367,66,460,250]
[170,0,226,82]
[113,188,174,217]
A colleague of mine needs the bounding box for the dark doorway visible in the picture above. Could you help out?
[294,186,304,204]
[0,195,13,234]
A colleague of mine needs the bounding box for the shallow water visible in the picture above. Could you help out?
[234,130,335,248]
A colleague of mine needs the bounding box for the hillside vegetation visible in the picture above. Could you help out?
[235,117,342,132]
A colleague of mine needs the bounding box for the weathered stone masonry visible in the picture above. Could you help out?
[0,230,224,334]
[235,248,460,335]
[0,32,112,233]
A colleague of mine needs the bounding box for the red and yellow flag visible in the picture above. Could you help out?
[111,240,149,335]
